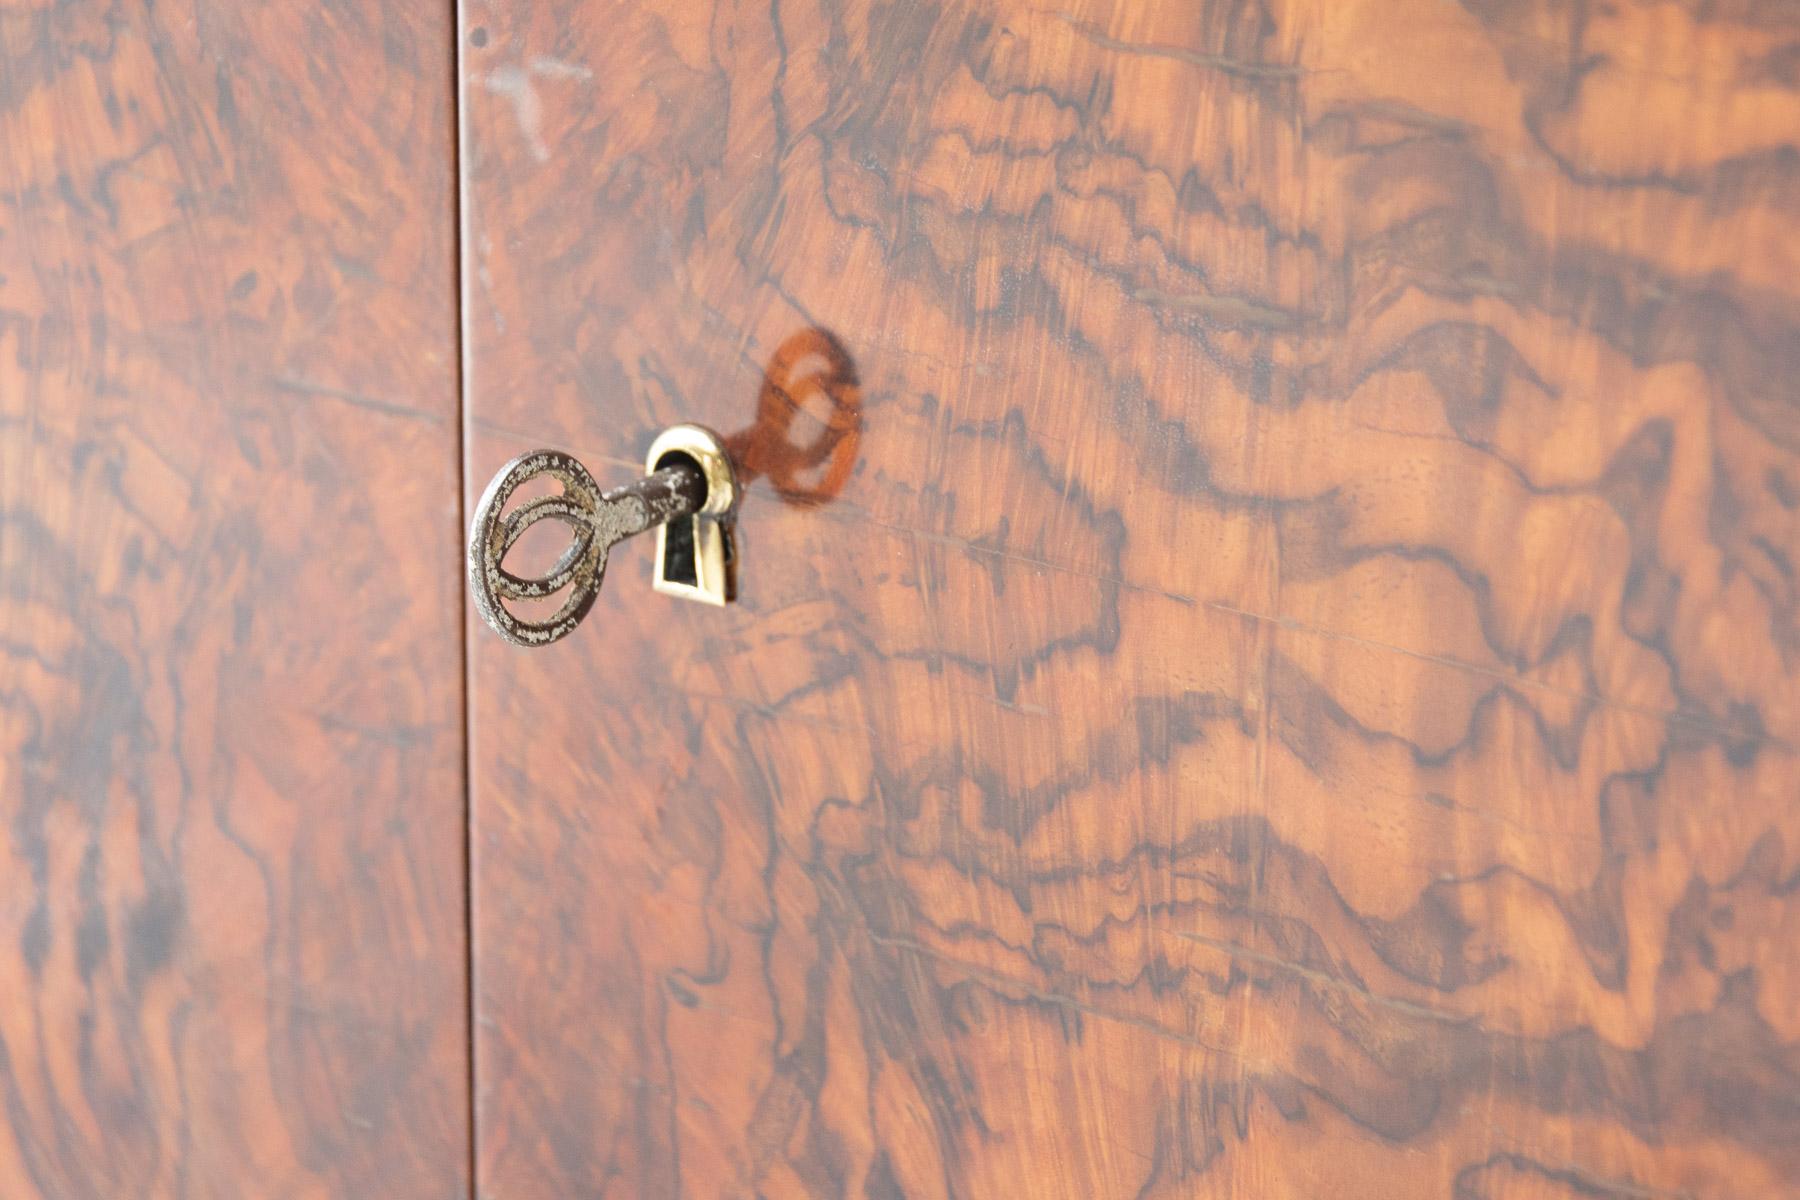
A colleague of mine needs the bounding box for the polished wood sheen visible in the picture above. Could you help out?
[462,1,1800,1196]
[0,3,468,1194]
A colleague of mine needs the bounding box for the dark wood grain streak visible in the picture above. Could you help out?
[0,3,468,1195]
[462,1,1800,1196]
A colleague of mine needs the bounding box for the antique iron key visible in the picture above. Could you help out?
[468,424,738,646]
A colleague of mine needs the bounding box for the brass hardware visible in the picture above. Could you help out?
[646,424,737,607]
[467,425,738,646]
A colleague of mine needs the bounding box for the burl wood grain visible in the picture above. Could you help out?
[462,1,1800,1195]
[0,3,467,1195]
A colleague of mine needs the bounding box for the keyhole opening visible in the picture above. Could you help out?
[653,449,708,588]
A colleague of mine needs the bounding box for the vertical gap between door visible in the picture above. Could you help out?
[449,0,477,1194]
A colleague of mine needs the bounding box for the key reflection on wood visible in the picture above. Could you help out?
[725,328,863,508]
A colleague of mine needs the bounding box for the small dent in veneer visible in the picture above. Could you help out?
[482,58,594,164]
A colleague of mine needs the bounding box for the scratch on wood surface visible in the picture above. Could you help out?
[1174,931,1474,1025]
[1053,11,1307,80]
[272,376,445,424]
[1130,289,1306,331]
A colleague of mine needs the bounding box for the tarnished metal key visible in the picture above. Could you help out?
[468,424,738,647]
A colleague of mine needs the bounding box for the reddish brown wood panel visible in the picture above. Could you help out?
[0,3,467,1195]
[462,1,1800,1196]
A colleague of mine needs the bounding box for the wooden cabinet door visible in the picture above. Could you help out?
[0,3,468,1195]
[461,2,1800,1196]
